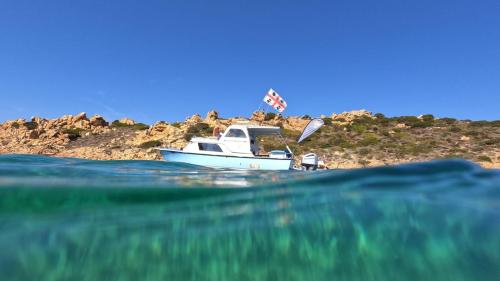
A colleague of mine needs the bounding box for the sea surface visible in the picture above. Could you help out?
[0,154,500,281]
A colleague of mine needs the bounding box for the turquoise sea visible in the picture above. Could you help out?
[1,154,500,281]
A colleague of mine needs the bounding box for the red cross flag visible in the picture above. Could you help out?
[263,88,287,113]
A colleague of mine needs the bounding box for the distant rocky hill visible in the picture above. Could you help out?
[1,110,498,169]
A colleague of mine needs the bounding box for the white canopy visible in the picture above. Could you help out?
[246,126,281,136]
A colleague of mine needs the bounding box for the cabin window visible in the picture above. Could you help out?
[226,129,247,138]
[198,143,223,152]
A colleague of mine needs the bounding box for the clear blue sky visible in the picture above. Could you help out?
[1,0,499,124]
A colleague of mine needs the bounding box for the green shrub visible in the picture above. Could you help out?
[477,155,492,163]
[111,120,128,127]
[407,144,431,156]
[183,133,194,141]
[393,131,408,140]
[62,128,85,134]
[413,121,433,128]
[139,140,162,149]
[322,117,333,125]
[421,114,434,122]
[443,154,466,159]
[62,128,85,141]
[352,116,375,125]
[436,117,457,125]
[397,116,419,125]
[464,130,480,137]
[350,124,366,134]
[282,129,301,139]
[24,121,38,130]
[481,139,498,146]
[395,116,432,128]
[358,133,379,146]
[358,159,370,167]
[449,126,461,132]
[358,147,371,156]
[339,140,355,149]
[469,120,490,127]
[320,142,330,149]
[374,113,390,125]
[264,113,276,121]
[132,123,149,130]
[301,115,312,120]
[184,123,213,140]
[11,122,20,129]
[329,135,349,146]
[171,122,182,128]
[470,120,500,127]
[194,122,211,132]
[111,120,149,130]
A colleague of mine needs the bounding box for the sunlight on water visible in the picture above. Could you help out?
[0,155,499,280]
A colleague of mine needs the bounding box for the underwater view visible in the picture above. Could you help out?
[1,154,500,281]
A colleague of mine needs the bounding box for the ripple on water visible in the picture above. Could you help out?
[0,155,499,281]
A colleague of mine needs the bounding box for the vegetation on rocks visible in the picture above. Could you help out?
[281,112,499,168]
[11,122,20,129]
[171,122,182,128]
[0,110,498,168]
[62,128,86,140]
[184,123,213,141]
[139,140,162,149]
[264,113,276,121]
[23,121,38,130]
[111,120,149,130]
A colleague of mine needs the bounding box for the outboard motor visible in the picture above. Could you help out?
[301,153,318,171]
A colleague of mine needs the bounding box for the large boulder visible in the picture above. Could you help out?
[203,110,221,127]
[119,118,136,125]
[129,121,186,149]
[28,130,40,139]
[146,122,184,137]
[31,116,47,124]
[204,110,219,122]
[90,115,108,127]
[283,117,309,131]
[185,114,202,124]
[71,112,88,123]
[331,109,373,122]
[250,110,265,122]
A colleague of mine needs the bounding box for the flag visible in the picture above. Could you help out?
[263,88,287,113]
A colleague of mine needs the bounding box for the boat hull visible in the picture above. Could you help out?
[159,149,294,170]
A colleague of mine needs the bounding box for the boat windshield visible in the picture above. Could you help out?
[225,129,247,138]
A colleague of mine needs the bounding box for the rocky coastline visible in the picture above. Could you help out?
[1,110,498,169]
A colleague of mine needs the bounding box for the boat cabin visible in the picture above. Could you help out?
[182,124,291,158]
